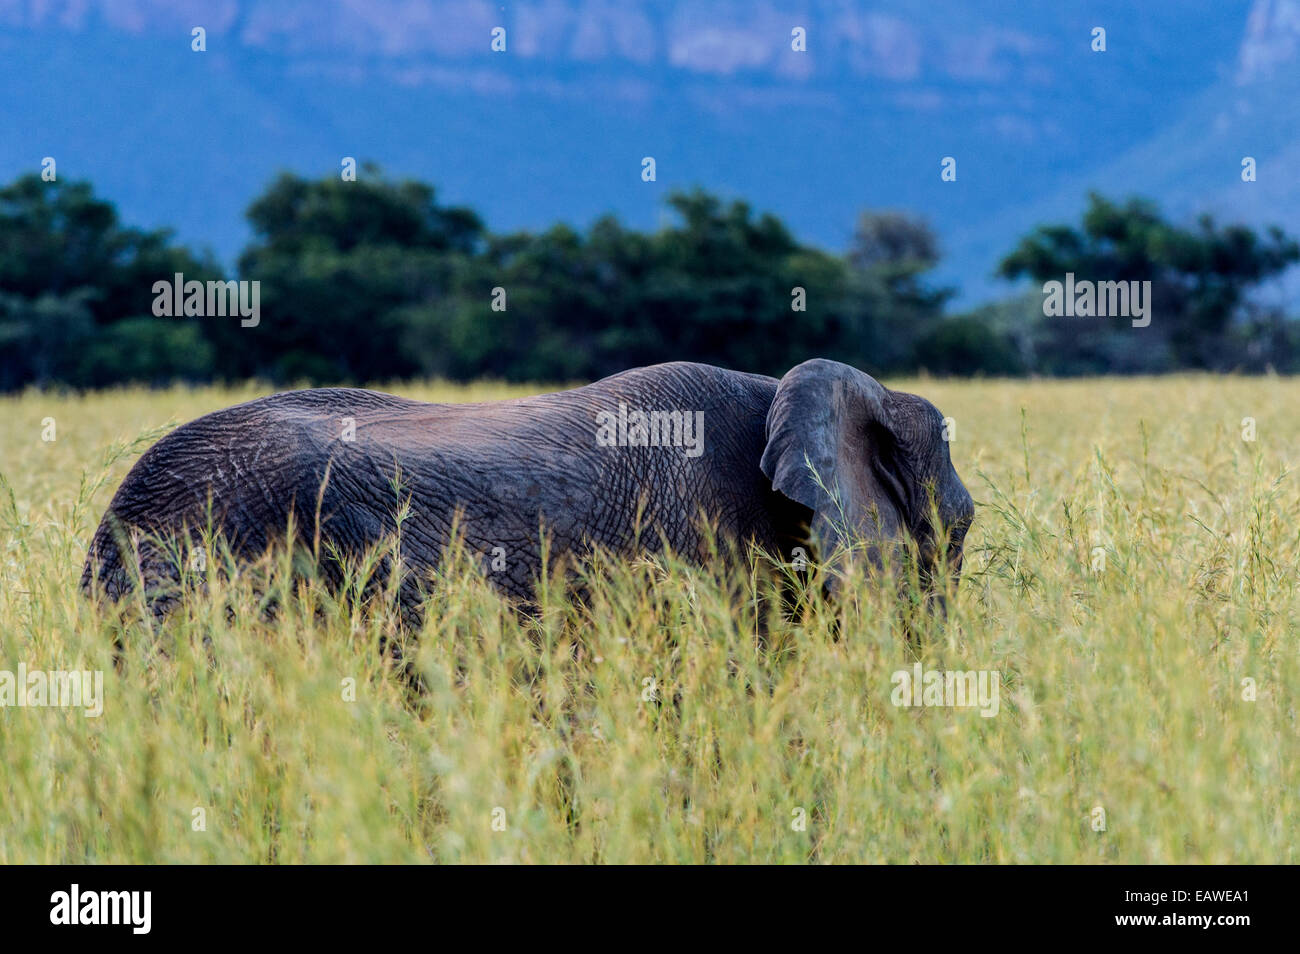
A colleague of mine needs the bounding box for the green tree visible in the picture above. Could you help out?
[646,190,843,375]
[843,211,951,374]
[0,174,221,388]
[0,291,94,390]
[998,193,1300,371]
[232,164,484,383]
[418,190,854,382]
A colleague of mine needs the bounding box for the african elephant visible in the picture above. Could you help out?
[82,359,973,617]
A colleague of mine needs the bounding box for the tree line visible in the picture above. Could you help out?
[1,165,1296,391]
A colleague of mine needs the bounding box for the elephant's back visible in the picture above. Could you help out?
[286,364,787,561]
[275,365,781,459]
[94,366,782,529]
[83,366,788,601]
[92,389,363,530]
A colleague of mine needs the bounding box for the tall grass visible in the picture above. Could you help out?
[0,376,1296,863]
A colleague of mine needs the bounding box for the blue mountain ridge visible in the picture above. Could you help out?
[0,0,1291,308]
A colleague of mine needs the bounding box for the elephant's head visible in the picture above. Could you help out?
[759,359,974,595]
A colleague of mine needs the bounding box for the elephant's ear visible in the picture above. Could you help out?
[759,359,906,570]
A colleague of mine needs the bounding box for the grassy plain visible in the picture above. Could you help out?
[1,375,1295,862]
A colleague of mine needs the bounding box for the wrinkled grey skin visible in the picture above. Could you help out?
[82,359,974,618]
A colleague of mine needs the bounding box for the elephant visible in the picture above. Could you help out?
[81,359,974,619]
